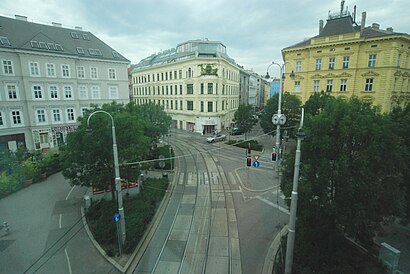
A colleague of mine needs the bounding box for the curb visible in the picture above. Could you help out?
[262,225,288,274]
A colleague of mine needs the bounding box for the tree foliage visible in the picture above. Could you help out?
[233,104,258,134]
[281,97,405,271]
[260,92,301,136]
[62,102,171,196]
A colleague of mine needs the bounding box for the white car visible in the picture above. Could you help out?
[206,133,226,143]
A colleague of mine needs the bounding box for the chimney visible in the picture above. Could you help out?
[15,15,27,21]
[372,23,380,29]
[52,22,62,27]
[319,20,324,34]
[361,12,366,30]
[75,26,82,30]
[386,27,394,32]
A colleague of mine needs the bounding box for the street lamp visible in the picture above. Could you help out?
[87,110,126,244]
[285,108,305,274]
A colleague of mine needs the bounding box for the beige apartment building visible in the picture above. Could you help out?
[131,39,240,134]
[282,3,410,112]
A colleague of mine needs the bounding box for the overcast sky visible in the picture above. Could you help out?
[1,0,408,75]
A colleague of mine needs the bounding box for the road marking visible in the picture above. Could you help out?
[256,196,290,215]
[59,214,62,229]
[228,172,237,185]
[178,172,185,185]
[65,185,76,201]
[64,248,72,274]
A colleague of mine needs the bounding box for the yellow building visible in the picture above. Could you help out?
[282,3,410,112]
[131,39,240,134]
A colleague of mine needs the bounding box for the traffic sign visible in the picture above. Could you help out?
[252,160,260,168]
[253,155,260,160]
[112,213,121,223]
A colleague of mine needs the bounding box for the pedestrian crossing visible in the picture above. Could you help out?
[176,171,240,186]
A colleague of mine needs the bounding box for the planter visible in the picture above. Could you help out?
[22,178,33,188]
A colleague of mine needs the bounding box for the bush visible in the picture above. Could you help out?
[226,139,263,151]
[0,172,21,196]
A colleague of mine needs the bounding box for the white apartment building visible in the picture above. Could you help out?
[0,15,130,151]
[131,39,240,134]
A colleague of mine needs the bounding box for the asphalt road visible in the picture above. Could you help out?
[0,172,119,274]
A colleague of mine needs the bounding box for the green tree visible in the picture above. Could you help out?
[260,92,301,136]
[281,97,405,270]
[390,104,410,221]
[303,91,333,117]
[233,104,258,137]
[62,102,170,200]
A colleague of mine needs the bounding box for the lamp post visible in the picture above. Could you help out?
[265,61,295,165]
[87,110,126,244]
[285,108,305,274]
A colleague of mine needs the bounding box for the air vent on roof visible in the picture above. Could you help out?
[75,26,82,30]
[71,32,79,39]
[52,22,62,27]
[15,15,27,21]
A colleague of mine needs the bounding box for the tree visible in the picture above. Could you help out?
[281,97,405,270]
[62,102,170,200]
[390,104,410,221]
[303,91,333,117]
[233,104,258,137]
[260,92,301,136]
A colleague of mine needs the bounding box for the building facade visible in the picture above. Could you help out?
[0,15,130,151]
[131,39,240,134]
[282,3,410,112]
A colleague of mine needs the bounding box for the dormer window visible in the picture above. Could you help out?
[70,32,79,39]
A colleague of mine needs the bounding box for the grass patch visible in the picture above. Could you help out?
[226,139,263,151]
[86,177,169,256]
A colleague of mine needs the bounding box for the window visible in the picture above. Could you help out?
[326,80,333,92]
[30,41,39,48]
[328,57,335,70]
[91,86,100,99]
[0,112,4,127]
[294,81,301,92]
[108,68,116,80]
[296,61,302,72]
[315,59,322,70]
[365,78,373,92]
[0,36,11,46]
[64,86,73,99]
[36,109,47,124]
[368,54,377,68]
[46,63,56,77]
[208,101,213,112]
[82,34,90,40]
[3,60,13,75]
[180,85,183,95]
[207,83,213,94]
[6,84,18,100]
[79,86,88,99]
[11,110,22,125]
[47,43,56,50]
[76,47,85,54]
[180,100,183,110]
[397,53,401,67]
[33,85,43,99]
[179,70,182,79]
[77,66,85,78]
[201,83,204,94]
[61,64,70,78]
[340,79,347,92]
[71,32,79,39]
[29,62,40,76]
[187,101,193,111]
[187,84,194,94]
[342,56,349,69]
[55,44,63,51]
[52,109,61,123]
[109,86,118,99]
[201,101,204,112]
[90,67,98,79]
[313,80,320,92]
[66,108,75,122]
[49,85,58,99]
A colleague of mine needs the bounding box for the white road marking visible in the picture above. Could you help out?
[65,186,76,200]
[59,214,62,229]
[256,196,290,215]
[64,248,72,274]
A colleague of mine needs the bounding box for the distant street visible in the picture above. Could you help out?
[0,173,119,274]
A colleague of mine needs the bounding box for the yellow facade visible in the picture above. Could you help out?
[282,28,410,112]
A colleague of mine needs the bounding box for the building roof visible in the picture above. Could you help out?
[133,38,237,71]
[284,14,408,51]
[0,15,129,63]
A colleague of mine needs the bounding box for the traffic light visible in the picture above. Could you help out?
[246,157,252,166]
[272,152,277,162]
[247,143,251,156]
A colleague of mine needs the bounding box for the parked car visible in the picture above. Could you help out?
[207,133,226,143]
[230,127,243,135]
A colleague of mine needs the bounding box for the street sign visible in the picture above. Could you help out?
[112,213,121,223]
[253,155,260,160]
[253,160,260,168]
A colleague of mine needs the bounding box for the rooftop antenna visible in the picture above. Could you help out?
[353,5,357,23]
[341,0,345,16]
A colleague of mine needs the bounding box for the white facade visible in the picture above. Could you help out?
[0,15,130,151]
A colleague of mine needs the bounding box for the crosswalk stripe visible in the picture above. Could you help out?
[228,172,237,185]
[178,172,185,185]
